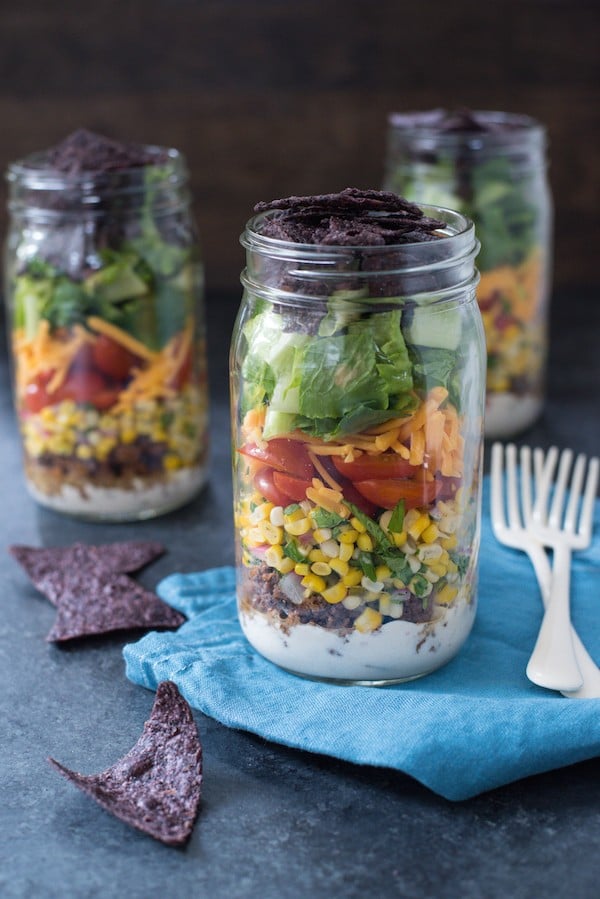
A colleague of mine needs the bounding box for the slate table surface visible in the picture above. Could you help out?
[1,288,599,899]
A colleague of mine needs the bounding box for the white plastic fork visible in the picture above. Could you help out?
[491,442,600,699]
[525,446,599,692]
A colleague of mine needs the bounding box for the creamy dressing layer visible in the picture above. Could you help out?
[25,464,207,521]
[484,392,542,439]
[240,591,476,683]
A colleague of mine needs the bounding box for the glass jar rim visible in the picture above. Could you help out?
[386,109,546,151]
[5,144,187,198]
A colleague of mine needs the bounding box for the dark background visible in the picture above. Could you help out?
[0,0,598,302]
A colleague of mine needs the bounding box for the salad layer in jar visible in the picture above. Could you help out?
[384,109,552,437]
[232,190,485,684]
[5,131,209,520]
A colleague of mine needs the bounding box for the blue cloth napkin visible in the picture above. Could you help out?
[123,479,600,801]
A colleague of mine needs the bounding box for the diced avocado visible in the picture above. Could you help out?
[404,305,461,351]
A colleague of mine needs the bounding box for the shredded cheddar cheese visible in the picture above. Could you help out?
[87,316,157,362]
[240,385,464,479]
[111,320,194,411]
[12,322,95,395]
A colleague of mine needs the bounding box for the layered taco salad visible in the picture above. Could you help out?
[385,109,551,435]
[6,131,208,519]
[232,190,484,683]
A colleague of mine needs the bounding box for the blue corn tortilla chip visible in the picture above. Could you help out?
[49,681,203,846]
[8,541,184,641]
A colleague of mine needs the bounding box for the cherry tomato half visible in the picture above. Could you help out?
[253,469,291,507]
[23,371,54,413]
[353,477,442,511]
[332,453,417,482]
[239,438,315,480]
[91,335,139,382]
[56,370,120,410]
[272,471,313,503]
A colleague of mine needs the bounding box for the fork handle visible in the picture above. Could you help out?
[526,543,583,692]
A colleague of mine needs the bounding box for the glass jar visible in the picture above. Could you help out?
[4,139,209,520]
[383,110,552,438]
[231,203,485,685]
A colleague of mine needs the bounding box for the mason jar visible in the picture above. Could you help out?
[4,136,209,520]
[384,110,552,438]
[230,199,485,685]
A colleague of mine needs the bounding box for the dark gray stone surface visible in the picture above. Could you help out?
[0,290,598,899]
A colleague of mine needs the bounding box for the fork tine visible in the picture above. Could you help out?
[548,448,573,528]
[563,453,586,533]
[533,445,559,524]
[520,445,534,523]
[490,442,507,535]
[578,456,599,542]
[505,443,522,530]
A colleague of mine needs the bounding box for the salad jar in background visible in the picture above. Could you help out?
[4,130,209,521]
[383,110,553,438]
[230,192,485,685]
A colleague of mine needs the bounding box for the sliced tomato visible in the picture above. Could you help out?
[23,371,54,413]
[239,438,314,480]
[253,469,292,507]
[272,471,312,503]
[338,481,378,517]
[56,370,120,410]
[168,346,193,390]
[332,453,417,482]
[353,477,442,511]
[91,335,140,382]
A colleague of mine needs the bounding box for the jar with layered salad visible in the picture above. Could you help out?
[384,110,552,437]
[4,130,209,520]
[230,189,485,684]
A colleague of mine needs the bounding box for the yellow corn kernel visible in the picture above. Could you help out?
[342,568,363,587]
[339,529,359,544]
[354,607,383,633]
[121,427,137,444]
[357,533,373,552]
[321,583,348,605]
[278,557,295,574]
[265,545,284,567]
[375,565,391,582]
[294,563,310,576]
[338,542,354,563]
[428,562,447,578]
[329,558,349,577]
[163,453,182,471]
[313,528,332,543]
[350,516,367,533]
[436,584,458,605]
[408,512,430,540]
[284,517,312,536]
[421,523,439,544]
[441,533,458,550]
[250,502,274,523]
[300,574,327,594]
[311,561,332,577]
[260,522,284,545]
[284,507,305,523]
[308,548,327,563]
[446,559,458,574]
[392,530,407,548]
[247,527,267,546]
[75,444,93,460]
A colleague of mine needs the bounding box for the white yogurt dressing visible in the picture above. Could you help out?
[25,464,207,521]
[484,392,542,438]
[240,592,476,683]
